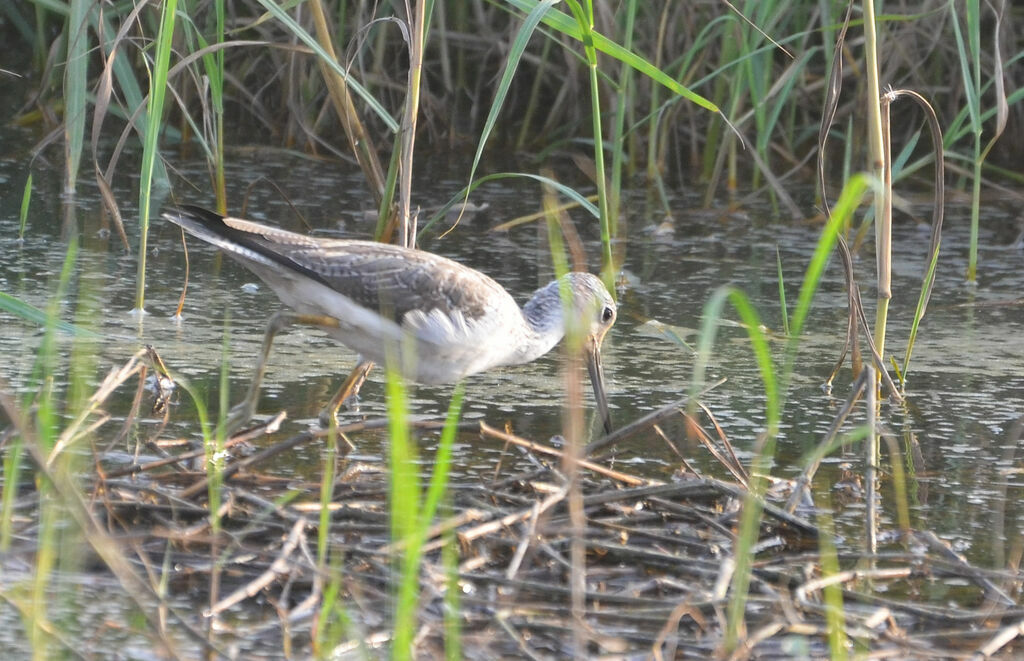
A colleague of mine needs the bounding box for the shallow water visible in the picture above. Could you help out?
[3,125,1024,653]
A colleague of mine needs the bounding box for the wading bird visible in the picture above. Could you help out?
[163,206,616,433]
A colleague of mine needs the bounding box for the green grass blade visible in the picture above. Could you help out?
[135,0,178,312]
[689,286,778,650]
[1,1,35,42]
[690,288,779,433]
[169,372,213,455]
[420,384,465,528]
[0,430,22,550]
[788,175,870,344]
[503,0,721,113]
[19,173,32,239]
[690,176,869,651]
[901,240,940,382]
[0,291,100,338]
[315,551,351,655]
[949,0,980,131]
[816,499,848,660]
[442,500,461,660]
[564,0,613,288]
[459,0,558,220]
[608,0,638,237]
[1,239,79,550]
[776,246,790,336]
[386,367,418,661]
[190,0,228,209]
[63,0,90,193]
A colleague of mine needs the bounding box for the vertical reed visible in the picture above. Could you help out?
[862,0,890,370]
[706,176,869,651]
[135,0,178,312]
[565,0,613,288]
[63,0,89,194]
[386,371,465,659]
[19,174,32,240]
[607,0,639,238]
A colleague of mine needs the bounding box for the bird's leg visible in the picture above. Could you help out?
[226,311,341,432]
[317,360,374,428]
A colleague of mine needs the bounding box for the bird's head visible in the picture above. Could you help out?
[560,272,617,435]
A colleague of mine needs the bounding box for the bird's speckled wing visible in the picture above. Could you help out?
[166,206,517,330]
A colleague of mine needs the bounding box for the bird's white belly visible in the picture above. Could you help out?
[253,265,517,384]
[325,324,509,384]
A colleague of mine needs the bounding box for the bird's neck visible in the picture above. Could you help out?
[512,283,566,365]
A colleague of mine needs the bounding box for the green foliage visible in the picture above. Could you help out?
[688,176,869,649]
[19,174,32,239]
[5,0,1022,655]
[135,0,178,312]
[948,0,1007,282]
[62,0,89,194]
[387,371,465,660]
[2,237,81,656]
[12,0,1017,233]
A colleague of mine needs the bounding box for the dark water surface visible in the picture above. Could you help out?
[3,129,1024,653]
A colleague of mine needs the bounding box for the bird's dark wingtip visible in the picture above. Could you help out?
[161,204,251,255]
[161,204,334,290]
[163,204,227,229]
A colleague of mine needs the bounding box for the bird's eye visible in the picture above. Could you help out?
[601,306,615,323]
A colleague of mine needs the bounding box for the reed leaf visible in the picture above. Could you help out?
[454,0,559,233]
[420,385,465,530]
[386,367,418,661]
[63,0,89,194]
[564,0,613,287]
[0,292,99,338]
[503,0,722,114]
[19,173,31,239]
[135,0,178,312]
[94,6,159,173]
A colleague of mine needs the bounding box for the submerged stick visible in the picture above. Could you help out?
[584,378,726,456]
[204,517,308,616]
[102,412,287,479]
[479,422,645,487]
[786,368,871,514]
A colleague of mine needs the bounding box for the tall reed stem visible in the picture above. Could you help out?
[64,0,89,194]
[135,0,178,311]
[213,0,226,211]
[566,0,613,290]
[608,0,638,239]
[863,0,890,371]
[398,0,429,247]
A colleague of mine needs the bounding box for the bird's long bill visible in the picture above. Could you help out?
[585,336,613,435]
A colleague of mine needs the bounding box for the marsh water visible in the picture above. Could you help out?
[2,121,1024,652]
